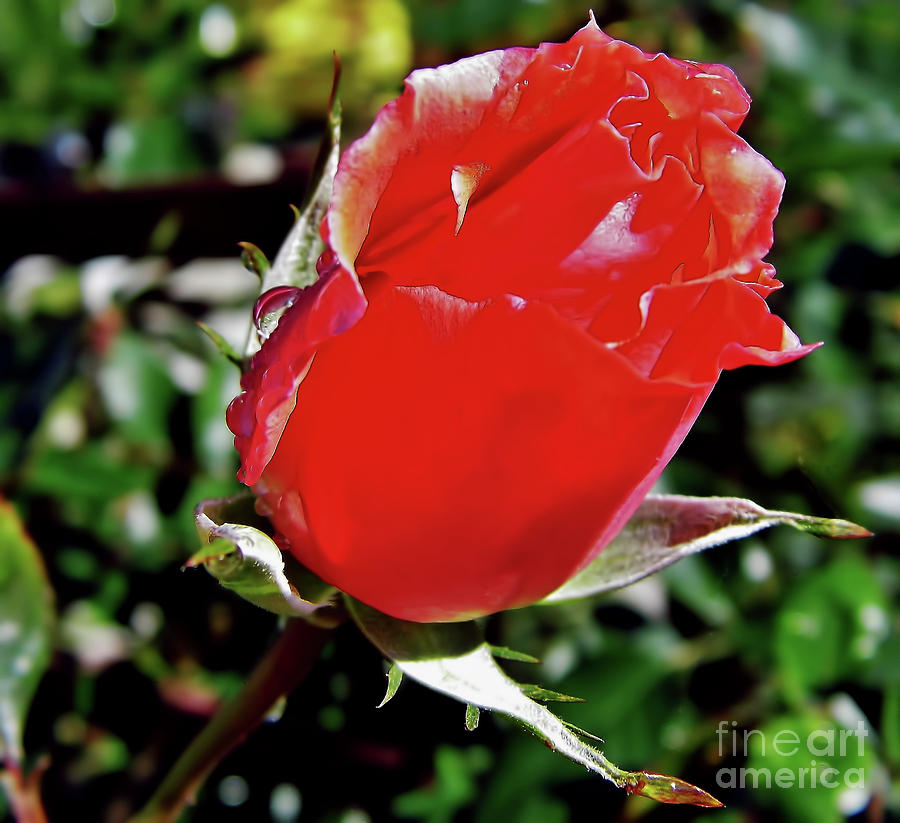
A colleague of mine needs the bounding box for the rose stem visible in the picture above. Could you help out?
[128,618,334,823]
[0,763,50,823]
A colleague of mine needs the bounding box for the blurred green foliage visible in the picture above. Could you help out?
[0,0,412,185]
[1,1,899,822]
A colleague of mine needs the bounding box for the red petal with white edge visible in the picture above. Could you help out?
[613,272,819,384]
[227,264,367,486]
[255,278,713,622]
[227,19,819,623]
[326,18,783,353]
[695,112,785,273]
[327,45,533,276]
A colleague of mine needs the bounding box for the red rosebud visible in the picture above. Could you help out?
[227,19,817,622]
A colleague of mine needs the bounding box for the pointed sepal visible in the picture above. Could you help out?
[346,598,722,808]
[519,684,586,703]
[238,242,271,280]
[544,495,871,603]
[251,56,343,323]
[376,663,403,708]
[196,321,244,370]
[627,772,725,807]
[190,494,338,622]
[489,645,540,664]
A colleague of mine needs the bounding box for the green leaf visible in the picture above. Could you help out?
[884,684,900,767]
[189,356,242,478]
[0,500,55,767]
[97,331,177,454]
[189,494,338,620]
[24,440,156,502]
[347,598,721,807]
[376,663,403,708]
[775,555,889,700]
[67,730,130,781]
[742,712,874,823]
[393,745,491,823]
[544,495,871,603]
[663,555,736,627]
[625,772,725,806]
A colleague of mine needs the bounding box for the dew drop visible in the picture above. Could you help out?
[253,286,301,340]
[316,247,338,276]
[225,394,254,438]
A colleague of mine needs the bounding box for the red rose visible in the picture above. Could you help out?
[227,19,816,622]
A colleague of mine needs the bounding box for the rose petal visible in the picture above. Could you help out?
[328,17,788,359]
[227,264,367,485]
[257,280,711,622]
[327,46,533,276]
[613,273,819,383]
[232,20,818,623]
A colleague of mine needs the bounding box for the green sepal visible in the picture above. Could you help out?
[626,772,724,807]
[190,494,338,622]
[544,494,871,604]
[561,720,604,744]
[346,598,722,807]
[376,663,403,708]
[238,241,270,280]
[250,56,343,320]
[196,321,244,370]
[489,645,540,664]
[518,684,586,703]
[464,704,480,731]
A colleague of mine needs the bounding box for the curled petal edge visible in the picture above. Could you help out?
[609,273,819,383]
[227,265,367,486]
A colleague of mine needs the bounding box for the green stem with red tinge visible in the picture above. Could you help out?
[128,618,334,823]
[0,763,49,823]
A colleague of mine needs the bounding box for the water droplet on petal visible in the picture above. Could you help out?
[225,394,253,438]
[253,286,302,340]
[316,248,337,276]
